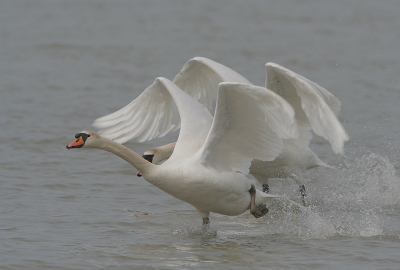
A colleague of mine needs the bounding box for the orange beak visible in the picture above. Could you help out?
[66,136,85,149]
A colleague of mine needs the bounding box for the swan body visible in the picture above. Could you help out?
[68,78,298,223]
[249,142,328,180]
[139,138,329,180]
[68,132,258,217]
[96,57,348,193]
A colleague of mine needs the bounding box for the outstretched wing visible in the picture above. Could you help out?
[93,57,251,143]
[153,78,213,159]
[198,83,298,175]
[266,63,349,154]
[173,57,252,111]
[93,77,210,145]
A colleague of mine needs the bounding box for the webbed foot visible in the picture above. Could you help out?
[251,203,269,218]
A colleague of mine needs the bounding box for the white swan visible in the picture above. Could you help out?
[93,57,349,198]
[68,78,298,225]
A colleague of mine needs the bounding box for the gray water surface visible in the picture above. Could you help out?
[1,1,400,269]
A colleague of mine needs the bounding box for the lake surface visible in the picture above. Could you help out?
[1,1,400,269]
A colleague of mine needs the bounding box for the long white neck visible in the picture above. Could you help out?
[93,136,156,177]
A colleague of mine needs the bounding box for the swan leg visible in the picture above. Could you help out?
[299,184,306,203]
[249,184,269,218]
[262,184,269,193]
[200,218,211,234]
[196,209,211,229]
[289,173,307,206]
[203,218,210,226]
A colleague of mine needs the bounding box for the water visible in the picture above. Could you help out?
[1,1,400,269]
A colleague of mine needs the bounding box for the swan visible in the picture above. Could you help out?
[67,78,298,225]
[93,57,349,199]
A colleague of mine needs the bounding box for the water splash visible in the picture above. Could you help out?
[265,153,399,239]
[165,153,398,241]
[310,153,400,210]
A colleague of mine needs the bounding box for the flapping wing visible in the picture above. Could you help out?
[198,83,298,175]
[92,78,181,143]
[173,57,252,110]
[93,57,251,144]
[153,78,213,159]
[266,63,349,154]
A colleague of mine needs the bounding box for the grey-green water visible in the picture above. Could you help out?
[1,1,400,269]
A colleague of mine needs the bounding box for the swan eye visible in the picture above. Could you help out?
[75,133,90,140]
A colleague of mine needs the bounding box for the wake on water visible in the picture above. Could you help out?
[172,153,400,240]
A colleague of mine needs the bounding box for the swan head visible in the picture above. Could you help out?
[66,130,97,149]
[136,148,156,177]
[142,148,157,162]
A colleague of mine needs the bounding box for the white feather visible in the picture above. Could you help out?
[93,57,251,143]
[198,83,297,175]
[265,62,349,154]
[93,79,181,143]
